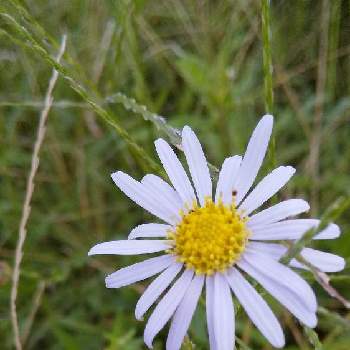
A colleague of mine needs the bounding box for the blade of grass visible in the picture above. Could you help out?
[5,0,92,85]
[303,326,323,350]
[318,307,350,330]
[107,92,182,147]
[236,336,254,350]
[0,12,160,173]
[106,92,220,177]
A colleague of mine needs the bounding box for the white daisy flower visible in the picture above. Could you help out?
[89,115,345,349]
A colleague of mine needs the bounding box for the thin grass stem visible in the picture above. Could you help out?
[10,35,66,350]
[261,0,273,113]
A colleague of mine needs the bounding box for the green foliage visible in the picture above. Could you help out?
[1,0,350,349]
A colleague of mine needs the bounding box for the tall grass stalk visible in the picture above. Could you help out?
[261,0,273,113]
[10,35,66,350]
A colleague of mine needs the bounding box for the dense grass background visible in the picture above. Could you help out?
[1,0,350,349]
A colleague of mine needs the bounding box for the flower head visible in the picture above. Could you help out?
[89,115,345,349]
[168,198,249,275]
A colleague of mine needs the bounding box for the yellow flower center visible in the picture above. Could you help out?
[168,198,249,275]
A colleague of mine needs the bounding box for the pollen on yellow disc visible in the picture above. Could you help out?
[168,198,250,275]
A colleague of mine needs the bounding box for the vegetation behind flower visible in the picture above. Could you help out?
[0,0,349,349]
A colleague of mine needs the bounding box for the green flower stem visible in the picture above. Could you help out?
[261,0,273,114]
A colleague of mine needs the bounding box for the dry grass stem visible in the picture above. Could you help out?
[10,35,67,350]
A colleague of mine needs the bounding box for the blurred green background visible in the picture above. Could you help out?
[1,0,350,349]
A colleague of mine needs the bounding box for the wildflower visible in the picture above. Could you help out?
[89,115,345,349]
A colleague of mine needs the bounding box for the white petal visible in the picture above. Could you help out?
[213,273,235,350]
[111,171,177,224]
[246,241,286,260]
[166,274,204,350]
[300,248,345,272]
[247,242,345,273]
[250,219,318,240]
[235,115,273,204]
[248,199,310,227]
[155,138,196,208]
[238,253,317,327]
[250,220,339,240]
[135,262,183,320]
[206,276,217,350]
[88,240,172,256]
[246,243,302,270]
[215,155,242,205]
[247,242,304,269]
[315,223,341,239]
[247,242,302,269]
[128,223,172,239]
[141,174,183,222]
[144,269,194,349]
[242,250,317,312]
[182,126,212,206]
[226,268,285,348]
[240,257,317,327]
[105,255,175,288]
[247,241,306,270]
[239,166,295,215]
